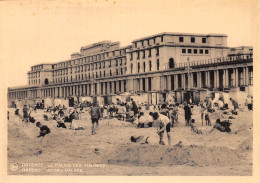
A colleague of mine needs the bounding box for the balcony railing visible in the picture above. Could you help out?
[164,54,253,70]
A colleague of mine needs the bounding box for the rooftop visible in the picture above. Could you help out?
[132,32,228,43]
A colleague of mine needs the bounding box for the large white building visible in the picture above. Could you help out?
[8,32,253,108]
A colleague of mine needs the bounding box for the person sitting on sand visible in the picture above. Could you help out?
[36,122,51,137]
[70,120,85,130]
[56,115,66,128]
[152,112,171,146]
[230,98,239,111]
[190,119,202,134]
[211,119,232,133]
[23,105,29,123]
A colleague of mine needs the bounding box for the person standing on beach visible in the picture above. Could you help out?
[152,112,171,146]
[131,98,139,118]
[90,102,101,135]
[184,103,192,126]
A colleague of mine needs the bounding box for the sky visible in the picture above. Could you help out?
[0,0,258,88]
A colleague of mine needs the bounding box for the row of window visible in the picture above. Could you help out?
[179,37,207,43]
[28,72,40,79]
[134,36,164,48]
[133,36,207,49]
[182,48,209,54]
[31,65,43,71]
[130,59,160,73]
[29,79,40,85]
[53,59,126,75]
[52,67,128,84]
[52,60,127,76]
[130,47,159,60]
[52,49,127,69]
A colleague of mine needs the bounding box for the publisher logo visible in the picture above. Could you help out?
[10,163,19,171]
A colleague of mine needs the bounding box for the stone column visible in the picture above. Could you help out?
[214,71,217,88]
[225,69,229,87]
[86,85,88,96]
[70,86,73,96]
[216,70,219,88]
[245,67,249,85]
[145,78,149,92]
[197,72,201,88]
[190,73,193,89]
[167,76,171,90]
[83,85,86,96]
[235,68,239,87]
[140,78,143,91]
[59,87,62,98]
[207,71,211,88]
[111,81,114,94]
[127,79,133,91]
[181,74,184,89]
[73,85,76,96]
[223,70,226,88]
[121,80,125,92]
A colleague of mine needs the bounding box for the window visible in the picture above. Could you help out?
[179,37,184,42]
[109,61,111,67]
[188,49,192,53]
[135,42,137,48]
[100,71,102,77]
[161,36,163,42]
[137,51,140,59]
[156,47,159,56]
[141,41,144,46]
[121,68,123,75]
[194,49,198,54]
[148,49,151,57]
[182,49,186,53]
[116,60,118,66]
[116,69,118,75]
[143,62,146,72]
[103,62,105,68]
[149,61,152,71]
[205,49,209,54]
[202,37,206,43]
[120,59,122,66]
[147,40,150,45]
[199,49,203,54]
[103,71,105,77]
[169,58,174,69]
[191,37,195,43]
[138,62,140,73]
[157,59,160,70]
[143,51,145,58]
[130,53,133,60]
[131,63,133,73]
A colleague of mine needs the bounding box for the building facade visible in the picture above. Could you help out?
[8,32,253,108]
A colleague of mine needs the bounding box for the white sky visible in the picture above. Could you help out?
[0,0,257,87]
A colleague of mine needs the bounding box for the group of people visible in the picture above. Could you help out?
[10,93,253,145]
